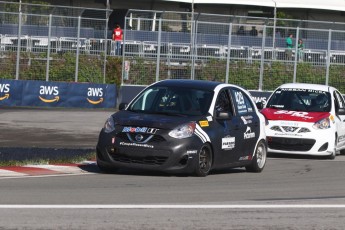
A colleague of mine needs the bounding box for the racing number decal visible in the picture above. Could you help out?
[235,91,245,105]
[234,91,248,114]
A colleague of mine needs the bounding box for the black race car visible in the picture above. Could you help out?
[96,79,267,176]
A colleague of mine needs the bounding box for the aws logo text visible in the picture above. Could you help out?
[87,87,104,104]
[0,84,10,101]
[39,86,60,103]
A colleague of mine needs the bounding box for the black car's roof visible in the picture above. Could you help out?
[152,79,222,91]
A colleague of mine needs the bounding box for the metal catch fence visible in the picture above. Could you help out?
[121,15,345,92]
[1,3,345,92]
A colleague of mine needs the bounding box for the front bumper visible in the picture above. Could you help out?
[96,130,203,174]
[265,122,335,156]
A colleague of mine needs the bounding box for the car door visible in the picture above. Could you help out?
[229,87,260,162]
[213,88,242,165]
[333,90,345,148]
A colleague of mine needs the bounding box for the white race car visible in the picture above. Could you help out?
[261,83,345,159]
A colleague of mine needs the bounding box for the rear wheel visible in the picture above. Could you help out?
[246,140,267,172]
[194,144,213,177]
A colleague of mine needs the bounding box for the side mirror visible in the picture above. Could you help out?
[118,103,128,110]
[338,108,345,116]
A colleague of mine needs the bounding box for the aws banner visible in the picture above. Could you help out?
[0,79,116,108]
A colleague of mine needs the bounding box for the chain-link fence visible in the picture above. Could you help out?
[0,1,111,83]
[1,4,345,92]
[122,10,345,92]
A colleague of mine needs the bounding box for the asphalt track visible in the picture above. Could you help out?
[0,107,114,162]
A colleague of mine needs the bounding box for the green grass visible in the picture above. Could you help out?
[0,152,96,167]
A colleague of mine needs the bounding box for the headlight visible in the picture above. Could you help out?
[312,117,330,129]
[104,116,115,133]
[169,122,196,139]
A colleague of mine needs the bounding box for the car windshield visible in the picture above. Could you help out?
[266,88,331,112]
[127,86,214,116]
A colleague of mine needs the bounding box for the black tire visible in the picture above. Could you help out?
[327,151,336,160]
[328,136,337,160]
[246,140,267,173]
[97,160,118,174]
[194,144,213,177]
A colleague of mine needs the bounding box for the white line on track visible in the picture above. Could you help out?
[0,204,345,209]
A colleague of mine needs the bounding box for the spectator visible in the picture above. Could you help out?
[285,33,293,60]
[112,24,123,55]
[249,26,258,36]
[237,26,245,36]
[297,39,304,61]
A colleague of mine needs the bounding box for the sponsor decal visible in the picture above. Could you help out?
[0,83,10,101]
[39,95,59,103]
[122,127,158,134]
[274,133,302,137]
[199,120,209,127]
[241,115,253,125]
[280,121,299,126]
[244,126,255,139]
[123,127,147,133]
[239,155,252,161]
[222,135,235,150]
[274,110,313,119]
[119,142,154,148]
[252,96,267,106]
[330,115,335,124]
[87,97,104,105]
[39,86,59,103]
[281,88,326,94]
[87,87,104,105]
[0,93,9,101]
[187,150,198,154]
[147,128,158,134]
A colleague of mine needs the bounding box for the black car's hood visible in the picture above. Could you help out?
[113,110,204,130]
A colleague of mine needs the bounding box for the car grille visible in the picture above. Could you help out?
[110,154,168,165]
[267,136,315,151]
[107,147,170,165]
[270,126,311,133]
[116,132,166,143]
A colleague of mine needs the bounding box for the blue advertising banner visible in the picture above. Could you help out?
[0,79,116,108]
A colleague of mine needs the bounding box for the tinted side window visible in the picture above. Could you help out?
[215,90,234,116]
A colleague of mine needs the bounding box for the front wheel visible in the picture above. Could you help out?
[246,140,267,173]
[193,144,213,177]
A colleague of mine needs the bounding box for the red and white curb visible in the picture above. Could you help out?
[0,161,97,178]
